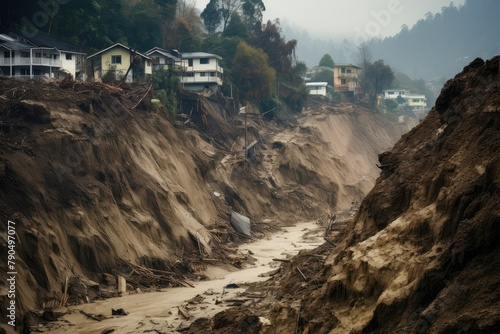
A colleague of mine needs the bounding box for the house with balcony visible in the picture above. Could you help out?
[333,63,362,95]
[383,89,428,115]
[0,32,86,79]
[88,43,152,83]
[144,47,181,71]
[179,52,223,91]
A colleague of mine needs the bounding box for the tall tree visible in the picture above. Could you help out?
[241,0,265,28]
[251,20,298,83]
[200,0,221,34]
[165,0,203,50]
[232,41,276,100]
[318,53,334,68]
[365,59,395,104]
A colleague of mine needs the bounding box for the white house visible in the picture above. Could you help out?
[383,89,428,113]
[0,32,86,79]
[179,52,223,91]
[144,47,181,71]
[306,82,328,97]
[88,43,152,83]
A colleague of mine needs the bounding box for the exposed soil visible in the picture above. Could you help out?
[0,75,415,332]
[184,57,500,333]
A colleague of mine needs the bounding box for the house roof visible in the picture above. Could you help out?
[306,82,328,87]
[0,34,16,42]
[0,40,36,51]
[335,63,362,69]
[181,52,222,60]
[88,43,151,60]
[145,47,181,61]
[13,30,84,54]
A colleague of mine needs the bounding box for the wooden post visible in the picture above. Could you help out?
[60,276,69,308]
[117,275,127,294]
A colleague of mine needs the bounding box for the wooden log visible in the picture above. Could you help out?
[273,258,291,263]
[80,310,102,321]
[296,267,307,281]
[177,305,190,319]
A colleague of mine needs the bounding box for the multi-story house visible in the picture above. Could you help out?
[88,43,152,83]
[333,63,362,94]
[0,32,86,79]
[179,52,223,91]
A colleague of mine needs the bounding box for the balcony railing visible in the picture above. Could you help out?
[181,76,222,84]
[337,72,357,78]
[1,57,62,67]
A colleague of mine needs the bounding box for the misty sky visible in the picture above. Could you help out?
[195,0,466,42]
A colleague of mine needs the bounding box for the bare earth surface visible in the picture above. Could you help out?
[42,221,324,333]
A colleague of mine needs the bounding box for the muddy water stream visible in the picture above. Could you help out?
[46,221,323,333]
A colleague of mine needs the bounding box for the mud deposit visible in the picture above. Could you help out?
[41,222,323,333]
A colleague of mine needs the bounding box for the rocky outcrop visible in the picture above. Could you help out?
[295,56,500,333]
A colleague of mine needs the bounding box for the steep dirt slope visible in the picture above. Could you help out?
[0,77,415,330]
[199,57,500,334]
[0,80,226,325]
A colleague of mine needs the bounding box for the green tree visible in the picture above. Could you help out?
[319,53,334,68]
[200,0,222,34]
[223,13,249,39]
[241,0,265,28]
[365,59,394,105]
[293,61,308,78]
[311,68,333,86]
[384,99,399,111]
[232,41,276,100]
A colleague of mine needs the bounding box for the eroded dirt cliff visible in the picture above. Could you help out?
[187,57,500,333]
[0,76,415,330]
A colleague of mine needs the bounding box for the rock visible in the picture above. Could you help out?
[18,100,51,124]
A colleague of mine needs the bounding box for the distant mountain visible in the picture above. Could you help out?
[280,21,358,67]
[368,0,500,81]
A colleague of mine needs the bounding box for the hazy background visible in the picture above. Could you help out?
[196,0,466,41]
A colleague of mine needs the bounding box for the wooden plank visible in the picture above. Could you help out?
[177,305,190,320]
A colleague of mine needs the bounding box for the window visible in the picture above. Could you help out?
[200,72,206,77]
[210,72,216,77]
[22,51,31,58]
[346,69,352,73]
[33,69,41,75]
[185,72,194,77]
[341,79,347,85]
[388,91,394,95]
[4,51,11,58]
[111,55,122,64]
[66,53,72,60]
[341,67,346,73]
[188,59,193,67]
[20,68,30,75]
[53,54,58,60]
[200,58,209,64]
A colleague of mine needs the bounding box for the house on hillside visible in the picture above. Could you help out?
[179,52,223,91]
[306,82,328,97]
[88,43,152,83]
[0,32,86,80]
[333,63,362,95]
[383,89,428,115]
[144,47,182,71]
